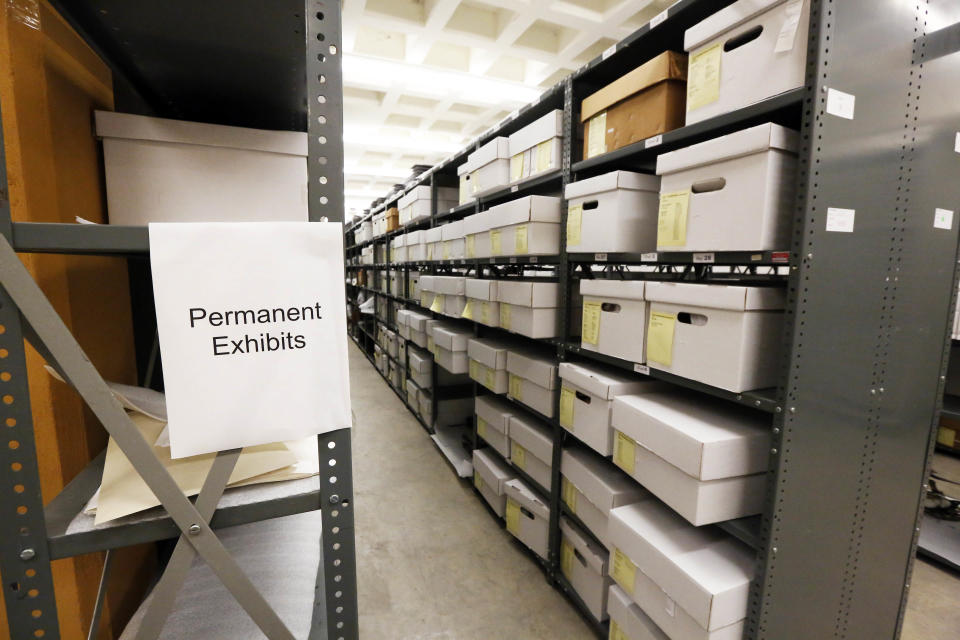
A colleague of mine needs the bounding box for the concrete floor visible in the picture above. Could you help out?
[348,343,960,639]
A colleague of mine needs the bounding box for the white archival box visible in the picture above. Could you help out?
[468,137,511,198]
[579,279,648,364]
[606,584,671,640]
[684,0,810,124]
[96,111,308,225]
[559,517,611,622]
[656,123,798,252]
[149,222,350,458]
[564,171,661,254]
[504,478,550,559]
[464,211,494,259]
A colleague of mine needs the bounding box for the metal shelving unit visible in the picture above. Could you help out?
[344,1,960,638]
[1,3,357,639]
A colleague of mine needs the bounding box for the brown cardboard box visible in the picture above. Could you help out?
[387,207,400,232]
[581,51,687,160]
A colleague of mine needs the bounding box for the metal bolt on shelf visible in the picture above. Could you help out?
[329,494,340,504]
[18,548,34,561]
[188,524,201,536]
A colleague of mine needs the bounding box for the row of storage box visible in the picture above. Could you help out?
[380,121,797,261]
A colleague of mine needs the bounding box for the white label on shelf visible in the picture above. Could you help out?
[641,252,658,262]
[602,44,617,60]
[489,258,496,264]
[693,252,715,264]
[934,208,955,230]
[595,253,608,262]
[509,257,518,263]
[826,207,856,232]
[645,134,663,148]
[530,256,538,263]
[649,9,669,28]
[449,207,455,214]
[634,364,650,375]
[825,88,856,120]
[955,132,960,153]
[460,259,467,264]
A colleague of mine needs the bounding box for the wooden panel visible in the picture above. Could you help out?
[0,2,156,639]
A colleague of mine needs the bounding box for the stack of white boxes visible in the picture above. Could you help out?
[467,338,511,394]
[426,275,467,318]
[406,310,430,348]
[475,395,513,459]
[498,280,568,339]
[464,210,493,259]
[508,110,563,184]
[580,280,648,364]
[407,344,432,390]
[418,275,435,310]
[487,196,561,257]
[399,185,458,226]
[425,227,443,261]
[406,230,426,263]
[463,278,500,327]
[504,478,550,559]
[361,245,373,265]
[466,137,511,198]
[441,220,466,260]
[506,349,556,418]
[508,410,553,490]
[611,391,770,525]
[559,517,610,623]
[472,448,516,517]
[357,220,372,243]
[390,235,406,264]
[427,321,471,374]
[564,170,661,254]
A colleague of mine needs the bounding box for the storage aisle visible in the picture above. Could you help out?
[349,343,592,638]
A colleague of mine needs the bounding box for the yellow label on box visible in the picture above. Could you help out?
[613,431,636,475]
[610,620,629,640]
[509,373,523,401]
[687,42,722,111]
[561,540,575,580]
[427,244,433,260]
[443,241,451,260]
[500,303,512,330]
[469,359,480,381]
[490,229,502,255]
[582,300,602,345]
[485,369,496,390]
[515,224,528,254]
[510,153,525,182]
[559,387,576,429]
[611,547,637,595]
[466,234,476,258]
[477,416,488,440]
[511,442,526,469]
[430,293,445,314]
[938,426,957,447]
[536,139,554,172]
[421,291,430,307]
[462,299,475,320]
[657,190,690,248]
[647,311,677,366]
[567,204,583,247]
[587,112,608,159]
[474,471,483,491]
[562,477,577,514]
[481,302,491,325]
[427,336,435,354]
[506,499,521,534]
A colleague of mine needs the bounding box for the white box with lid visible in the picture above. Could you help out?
[464,211,494,259]
[473,447,516,517]
[580,279,649,366]
[405,378,421,410]
[440,220,466,260]
[606,585,671,640]
[430,323,471,374]
[95,111,308,225]
[561,445,651,549]
[408,346,432,389]
[607,501,754,634]
[564,171,661,253]
[468,137,511,198]
[684,0,810,124]
[406,311,431,348]
[468,338,512,394]
[503,478,550,559]
[496,279,563,339]
[464,278,501,328]
[458,160,475,206]
[390,234,406,263]
[507,110,564,183]
[399,185,458,226]
[508,412,553,490]
[656,123,799,251]
[406,230,426,263]
[488,196,562,257]
[559,517,611,623]
[558,361,662,456]
[645,282,785,392]
[506,349,556,417]
[425,226,443,261]
[476,394,513,458]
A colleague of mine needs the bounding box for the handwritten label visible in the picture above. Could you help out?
[649,9,668,28]
[602,44,617,60]
[645,134,663,148]
[826,207,856,232]
[633,364,650,375]
[693,252,715,263]
[595,253,608,262]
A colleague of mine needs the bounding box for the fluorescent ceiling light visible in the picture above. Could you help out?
[344,164,412,180]
[343,53,542,107]
[343,124,464,154]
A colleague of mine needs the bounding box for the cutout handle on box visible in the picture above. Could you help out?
[583,200,599,211]
[601,302,621,313]
[724,24,763,52]
[677,311,708,326]
[691,177,726,194]
[520,506,535,520]
[575,390,591,404]
[574,547,588,567]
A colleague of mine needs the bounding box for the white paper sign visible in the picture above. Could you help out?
[826,207,856,232]
[934,208,954,230]
[826,88,856,120]
[774,0,804,52]
[150,222,351,459]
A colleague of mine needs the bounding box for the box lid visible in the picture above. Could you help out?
[440,220,465,241]
[608,501,754,630]
[425,227,443,243]
[562,445,650,513]
[685,0,793,51]
[391,235,406,248]
[457,161,474,177]
[559,361,658,401]
[612,391,771,480]
[579,279,646,303]
[506,349,557,389]
[656,123,799,175]
[645,281,786,311]
[94,110,308,156]
[474,447,516,494]
[407,311,430,332]
[418,275,436,292]
[560,517,607,575]
[489,195,562,228]
[398,185,432,209]
[580,51,687,123]
[408,348,432,374]
[432,324,472,351]
[405,378,420,396]
[606,585,670,640]
[467,338,512,370]
[504,478,550,520]
[464,211,494,235]
[509,413,553,463]
[565,170,661,200]
[406,230,424,244]
[508,110,564,154]
[465,278,499,301]
[433,275,466,295]
[396,309,410,327]
[469,136,510,167]
[476,394,514,434]
[497,280,559,308]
